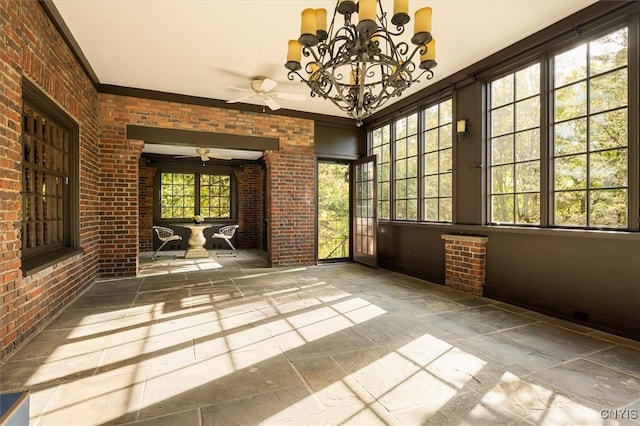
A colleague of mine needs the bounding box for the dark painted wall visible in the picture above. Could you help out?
[373,2,640,340]
[454,82,485,225]
[315,122,366,159]
[378,221,640,339]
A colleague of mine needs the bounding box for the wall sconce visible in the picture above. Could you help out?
[456,119,470,136]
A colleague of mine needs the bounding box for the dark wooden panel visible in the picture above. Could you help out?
[127,125,279,151]
[315,123,366,159]
[377,222,640,340]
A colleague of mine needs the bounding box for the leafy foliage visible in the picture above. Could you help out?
[318,163,349,259]
[160,172,231,219]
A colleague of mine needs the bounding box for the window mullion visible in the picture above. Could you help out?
[540,52,551,227]
[417,111,424,222]
[628,14,640,231]
[390,123,396,220]
[195,173,201,216]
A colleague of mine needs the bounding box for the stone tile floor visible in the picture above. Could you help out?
[1,249,639,425]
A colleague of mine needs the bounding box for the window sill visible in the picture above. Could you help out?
[22,248,85,277]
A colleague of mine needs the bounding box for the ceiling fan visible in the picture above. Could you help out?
[176,147,231,161]
[225,77,306,111]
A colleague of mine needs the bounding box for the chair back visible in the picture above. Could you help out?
[218,224,239,238]
[153,226,175,242]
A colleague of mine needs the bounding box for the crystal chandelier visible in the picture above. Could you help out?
[285,0,437,126]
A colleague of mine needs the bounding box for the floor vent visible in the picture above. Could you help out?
[573,310,590,322]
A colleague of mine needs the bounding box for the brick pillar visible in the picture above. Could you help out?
[441,234,488,296]
[138,157,156,252]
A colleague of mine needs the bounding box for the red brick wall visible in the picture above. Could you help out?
[0,1,101,361]
[139,158,156,252]
[98,137,144,277]
[235,164,265,249]
[0,0,317,362]
[100,94,316,270]
[442,235,488,296]
[266,152,316,266]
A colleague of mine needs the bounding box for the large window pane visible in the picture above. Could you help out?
[555,44,587,86]
[491,104,514,136]
[492,165,514,194]
[201,174,231,218]
[394,113,418,220]
[590,69,627,114]
[515,161,539,193]
[492,135,514,165]
[422,99,453,222]
[516,64,540,100]
[554,82,587,121]
[590,28,628,75]
[590,189,627,228]
[590,149,627,189]
[555,191,587,226]
[491,74,514,108]
[515,97,540,131]
[515,129,540,162]
[590,110,627,150]
[372,124,391,220]
[489,63,541,225]
[516,193,540,224]
[555,119,587,156]
[492,194,514,223]
[552,27,628,228]
[554,155,587,190]
[160,172,231,220]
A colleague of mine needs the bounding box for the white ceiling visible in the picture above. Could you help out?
[51,0,598,158]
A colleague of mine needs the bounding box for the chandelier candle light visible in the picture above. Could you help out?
[285,0,436,125]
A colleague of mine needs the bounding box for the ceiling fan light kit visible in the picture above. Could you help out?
[286,0,437,126]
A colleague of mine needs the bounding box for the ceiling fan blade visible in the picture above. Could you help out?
[271,92,307,101]
[263,96,281,111]
[260,78,278,93]
[226,94,255,103]
[210,154,233,160]
[220,85,253,92]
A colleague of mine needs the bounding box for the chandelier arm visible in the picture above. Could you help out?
[413,43,428,60]
[324,25,359,58]
[323,75,353,107]
[302,45,323,65]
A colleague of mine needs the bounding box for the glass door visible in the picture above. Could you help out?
[317,162,350,261]
[353,155,377,267]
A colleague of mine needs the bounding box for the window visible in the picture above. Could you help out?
[372,124,391,220]
[423,99,453,222]
[394,113,419,220]
[487,26,630,230]
[160,172,231,219]
[21,79,79,269]
[552,28,628,228]
[200,174,231,218]
[489,64,541,225]
[370,98,453,223]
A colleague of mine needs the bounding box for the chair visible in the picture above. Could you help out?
[152,226,182,260]
[212,224,239,256]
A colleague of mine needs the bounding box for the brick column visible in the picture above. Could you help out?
[138,157,156,252]
[441,234,488,296]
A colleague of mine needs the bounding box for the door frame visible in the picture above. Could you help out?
[352,155,377,267]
